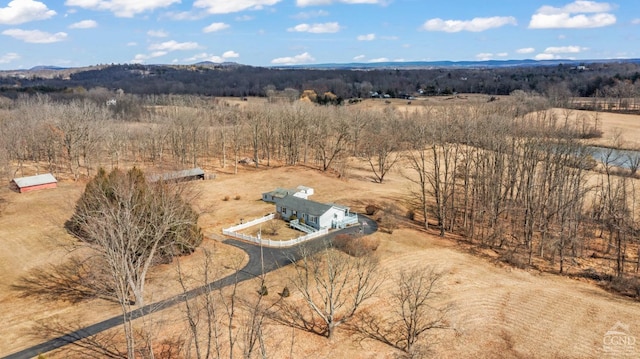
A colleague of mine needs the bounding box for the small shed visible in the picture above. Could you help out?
[10,173,58,193]
[262,187,296,203]
[262,185,314,203]
[148,168,205,183]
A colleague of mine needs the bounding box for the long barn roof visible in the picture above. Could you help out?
[12,173,57,188]
[148,167,205,182]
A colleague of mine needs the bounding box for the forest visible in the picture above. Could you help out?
[0,60,639,105]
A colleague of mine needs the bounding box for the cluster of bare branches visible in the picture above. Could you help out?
[355,266,449,357]
[65,167,202,358]
[273,244,381,338]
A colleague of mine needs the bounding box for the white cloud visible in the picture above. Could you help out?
[194,0,281,14]
[162,11,207,20]
[203,22,230,33]
[631,18,640,25]
[535,53,557,60]
[0,0,56,25]
[368,57,389,62]
[543,45,587,54]
[127,41,137,46]
[380,35,398,40]
[292,10,328,19]
[69,19,97,29]
[422,16,517,32]
[476,53,495,61]
[357,33,375,41]
[529,1,616,29]
[287,22,341,33]
[271,52,315,65]
[0,52,20,63]
[2,28,67,43]
[131,51,168,63]
[534,45,588,60]
[65,0,180,18]
[185,50,240,63]
[516,47,535,54]
[148,29,168,37]
[236,15,254,21]
[149,40,199,51]
[353,54,365,61]
[476,52,509,60]
[222,50,239,58]
[296,0,384,5]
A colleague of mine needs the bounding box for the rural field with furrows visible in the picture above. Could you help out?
[1,56,640,359]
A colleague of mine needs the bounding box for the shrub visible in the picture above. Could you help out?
[234,194,241,200]
[266,220,281,236]
[605,276,640,298]
[223,195,230,201]
[333,233,380,257]
[280,286,290,298]
[379,214,398,234]
[406,210,416,221]
[365,204,378,215]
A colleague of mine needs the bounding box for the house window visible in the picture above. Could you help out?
[309,215,317,224]
[292,210,297,217]
[281,207,287,214]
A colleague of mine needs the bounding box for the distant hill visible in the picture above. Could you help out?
[279,58,640,70]
[29,65,69,71]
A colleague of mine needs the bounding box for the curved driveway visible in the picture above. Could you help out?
[2,216,378,359]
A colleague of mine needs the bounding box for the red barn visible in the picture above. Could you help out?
[10,173,58,193]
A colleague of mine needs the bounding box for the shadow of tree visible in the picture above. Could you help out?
[12,256,118,304]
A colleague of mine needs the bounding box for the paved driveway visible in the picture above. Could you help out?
[3,215,378,359]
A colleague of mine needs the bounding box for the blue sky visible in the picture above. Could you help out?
[0,0,638,69]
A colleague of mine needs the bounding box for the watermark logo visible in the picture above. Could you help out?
[603,322,636,356]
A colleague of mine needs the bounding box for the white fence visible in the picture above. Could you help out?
[222,214,329,248]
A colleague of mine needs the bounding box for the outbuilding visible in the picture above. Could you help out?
[10,173,58,193]
[148,168,206,183]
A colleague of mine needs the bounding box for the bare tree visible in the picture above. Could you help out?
[355,265,448,356]
[276,243,380,338]
[361,110,401,183]
[310,107,351,172]
[67,167,203,357]
[404,113,431,230]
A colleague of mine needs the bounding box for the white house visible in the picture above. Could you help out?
[275,195,357,230]
[262,185,314,203]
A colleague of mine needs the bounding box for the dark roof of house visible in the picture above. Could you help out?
[276,196,333,217]
[12,173,57,188]
[148,167,204,182]
[263,187,296,198]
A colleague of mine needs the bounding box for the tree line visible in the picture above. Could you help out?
[2,92,639,280]
[1,61,639,106]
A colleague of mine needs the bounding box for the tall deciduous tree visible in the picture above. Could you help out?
[67,167,202,358]
[276,244,380,338]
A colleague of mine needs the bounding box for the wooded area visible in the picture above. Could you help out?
[3,62,640,357]
[1,61,639,109]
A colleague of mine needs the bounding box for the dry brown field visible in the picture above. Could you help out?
[2,98,640,358]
